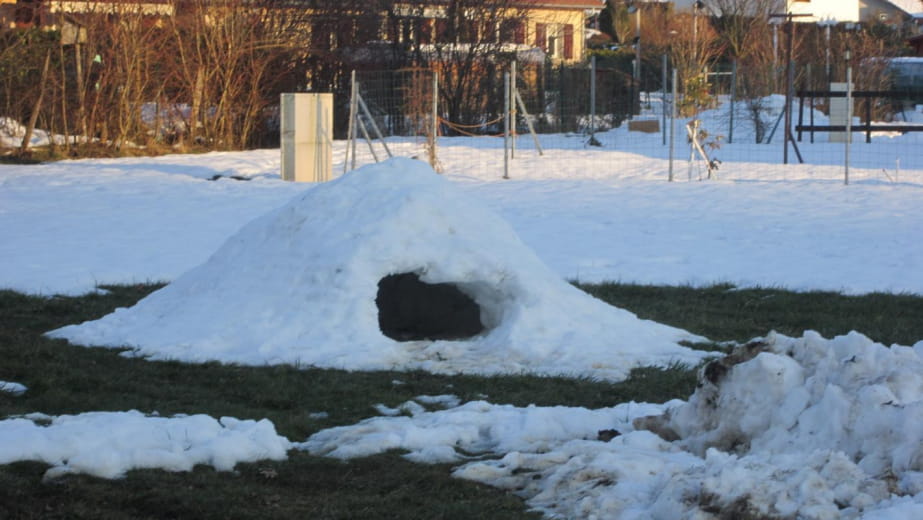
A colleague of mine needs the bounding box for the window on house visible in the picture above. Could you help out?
[536,23,574,60]
[14,0,40,26]
[416,18,433,44]
[459,18,478,43]
[401,18,412,44]
[431,17,479,43]
[311,18,337,49]
[356,13,380,43]
[499,19,525,44]
[337,18,355,46]
[385,16,424,45]
[548,30,562,58]
[435,18,449,43]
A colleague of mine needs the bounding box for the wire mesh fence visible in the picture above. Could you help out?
[341,60,923,183]
[344,68,437,172]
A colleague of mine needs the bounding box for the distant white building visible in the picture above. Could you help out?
[666,0,921,24]
[787,0,860,23]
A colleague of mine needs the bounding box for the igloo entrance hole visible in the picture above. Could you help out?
[376,272,485,341]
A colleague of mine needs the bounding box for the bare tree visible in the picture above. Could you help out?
[96,6,166,149]
[0,26,65,155]
[708,0,783,63]
[163,0,314,150]
[642,5,724,114]
[599,0,633,45]
[394,0,530,126]
[20,48,51,155]
[706,0,783,142]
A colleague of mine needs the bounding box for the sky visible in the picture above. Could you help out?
[2,100,923,518]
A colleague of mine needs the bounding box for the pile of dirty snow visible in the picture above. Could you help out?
[48,158,707,381]
[303,330,923,519]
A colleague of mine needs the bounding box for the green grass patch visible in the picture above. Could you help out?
[576,282,923,346]
[1,282,921,518]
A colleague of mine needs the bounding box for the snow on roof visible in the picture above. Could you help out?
[889,0,923,15]
[47,158,708,381]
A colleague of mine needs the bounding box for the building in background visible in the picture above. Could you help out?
[2,0,604,64]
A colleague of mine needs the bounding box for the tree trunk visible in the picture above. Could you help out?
[20,50,52,156]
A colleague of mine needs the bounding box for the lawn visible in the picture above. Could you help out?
[2,283,921,519]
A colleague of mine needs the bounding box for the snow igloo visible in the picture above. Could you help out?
[49,158,709,380]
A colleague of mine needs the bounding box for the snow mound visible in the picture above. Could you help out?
[0,410,290,480]
[642,331,923,483]
[303,331,923,519]
[48,158,707,381]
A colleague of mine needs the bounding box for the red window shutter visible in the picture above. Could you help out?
[465,19,478,42]
[338,18,354,46]
[514,21,525,44]
[435,19,448,43]
[387,17,399,43]
[563,24,574,59]
[535,23,546,51]
[418,19,433,44]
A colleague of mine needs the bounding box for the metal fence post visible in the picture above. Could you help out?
[729,58,736,144]
[845,60,852,186]
[345,70,358,174]
[662,54,667,146]
[590,55,596,138]
[511,60,517,159]
[430,71,438,171]
[503,71,510,180]
[669,68,677,182]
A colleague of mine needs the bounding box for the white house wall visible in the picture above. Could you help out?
[786,0,859,23]
[670,0,859,22]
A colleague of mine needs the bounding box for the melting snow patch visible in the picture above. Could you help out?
[303,331,923,519]
[415,394,462,409]
[0,410,291,480]
[0,381,27,396]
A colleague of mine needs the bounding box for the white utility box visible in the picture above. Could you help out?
[281,93,332,182]
[828,82,854,143]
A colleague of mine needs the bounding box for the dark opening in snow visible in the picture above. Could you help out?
[376,272,484,341]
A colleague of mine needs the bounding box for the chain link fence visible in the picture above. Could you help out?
[344,68,437,172]
[341,59,923,183]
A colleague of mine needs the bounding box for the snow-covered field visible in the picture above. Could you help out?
[3,139,921,297]
[2,111,923,518]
